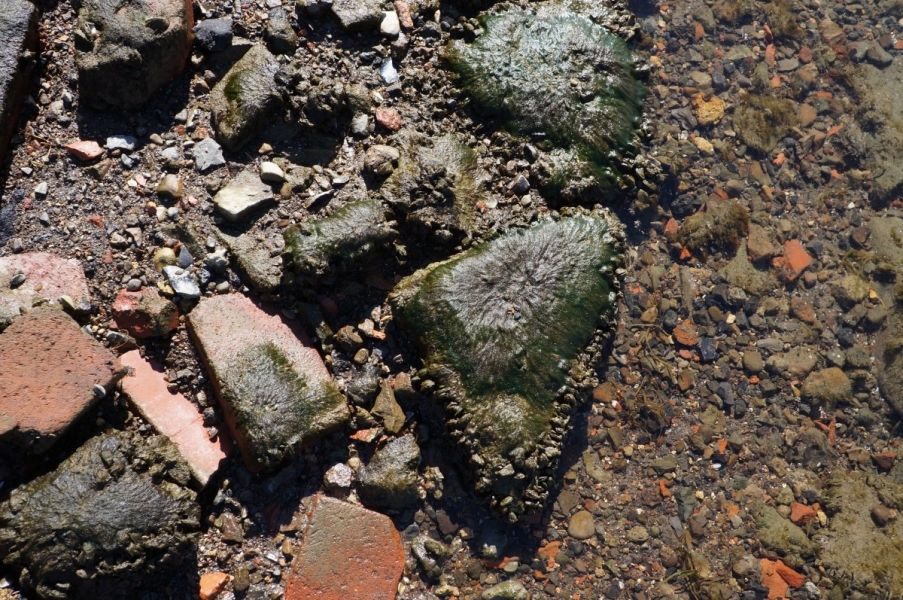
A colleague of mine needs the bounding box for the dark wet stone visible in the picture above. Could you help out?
[698,337,716,363]
[74,0,194,109]
[0,431,199,599]
[358,434,420,509]
[446,4,642,197]
[390,213,622,521]
[265,9,298,55]
[194,18,232,52]
[0,0,38,165]
[282,199,398,283]
[209,45,282,151]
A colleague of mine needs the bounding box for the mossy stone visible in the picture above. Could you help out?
[390,213,622,520]
[210,45,282,152]
[446,5,643,196]
[282,198,398,282]
[679,199,750,257]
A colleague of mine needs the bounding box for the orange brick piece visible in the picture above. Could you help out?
[285,494,404,600]
[782,239,812,281]
[199,572,230,600]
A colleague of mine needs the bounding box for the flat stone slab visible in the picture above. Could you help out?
[213,167,276,222]
[0,306,127,454]
[186,294,349,471]
[74,0,194,108]
[0,0,38,164]
[0,430,200,598]
[119,350,231,486]
[284,494,404,600]
[0,252,91,331]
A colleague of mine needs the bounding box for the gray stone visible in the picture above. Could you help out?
[753,501,819,557]
[481,580,528,600]
[194,18,233,52]
[259,160,285,183]
[193,137,226,172]
[364,144,400,175]
[381,11,401,37]
[742,349,764,374]
[213,167,276,221]
[297,0,332,18]
[0,0,38,164]
[210,45,282,152]
[74,0,194,108]
[162,266,201,300]
[331,0,382,31]
[358,434,420,509]
[214,228,283,294]
[265,8,298,55]
[0,431,199,598]
[105,135,137,151]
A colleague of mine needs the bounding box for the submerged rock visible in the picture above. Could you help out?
[187,294,348,471]
[282,199,398,283]
[0,431,199,599]
[446,4,642,197]
[381,132,487,237]
[817,470,903,597]
[210,45,282,151]
[732,94,798,154]
[74,0,194,109]
[390,213,622,521]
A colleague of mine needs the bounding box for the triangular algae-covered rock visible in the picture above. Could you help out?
[390,212,622,521]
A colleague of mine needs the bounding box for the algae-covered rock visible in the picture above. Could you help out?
[282,199,398,283]
[0,431,199,599]
[817,470,903,597]
[752,501,819,559]
[719,240,778,295]
[381,132,487,237]
[877,304,903,417]
[390,213,622,521]
[446,4,642,198]
[210,45,282,151]
[733,94,798,154]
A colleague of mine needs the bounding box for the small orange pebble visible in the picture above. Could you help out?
[773,152,786,166]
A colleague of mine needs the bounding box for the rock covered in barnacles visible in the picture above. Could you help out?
[390,212,623,521]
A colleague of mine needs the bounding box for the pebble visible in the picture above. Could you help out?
[105,135,137,151]
[381,11,401,37]
[259,161,285,183]
[193,137,226,172]
[34,182,48,198]
[156,174,183,200]
[567,510,596,540]
[65,140,104,161]
[379,58,399,85]
[162,266,201,300]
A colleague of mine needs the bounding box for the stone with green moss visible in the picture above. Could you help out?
[445,4,643,200]
[283,198,398,282]
[210,45,282,151]
[0,431,199,599]
[678,199,750,257]
[390,212,622,521]
[733,94,798,154]
[381,131,486,236]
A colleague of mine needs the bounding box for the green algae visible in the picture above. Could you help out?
[391,213,622,520]
[446,5,643,192]
[282,198,398,281]
[222,342,347,470]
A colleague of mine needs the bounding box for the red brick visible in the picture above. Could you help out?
[0,306,126,453]
[285,495,404,600]
[0,252,91,329]
[112,288,179,338]
[782,239,812,281]
[64,139,104,160]
[119,350,230,486]
[186,294,348,471]
[199,572,230,600]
